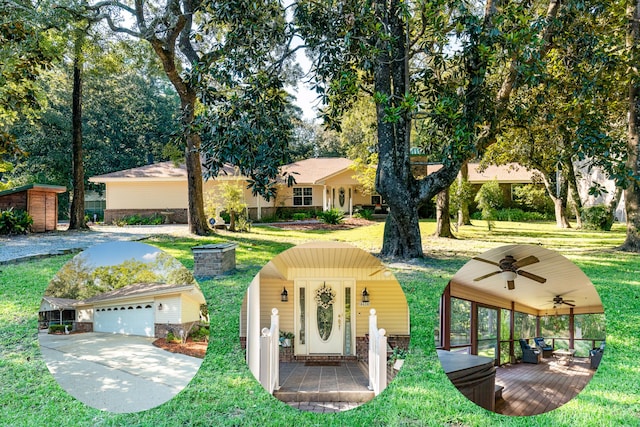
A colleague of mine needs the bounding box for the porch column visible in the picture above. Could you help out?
[323,185,328,211]
[247,273,261,379]
[349,188,353,217]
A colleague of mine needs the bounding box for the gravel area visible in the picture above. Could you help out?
[0,224,191,264]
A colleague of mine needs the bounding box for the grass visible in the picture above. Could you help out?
[1,220,639,426]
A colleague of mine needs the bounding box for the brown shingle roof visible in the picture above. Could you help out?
[281,158,354,184]
[78,283,197,305]
[89,161,239,182]
[42,296,79,310]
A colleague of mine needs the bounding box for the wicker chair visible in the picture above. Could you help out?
[533,337,553,358]
[590,341,605,369]
[519,339,540,364]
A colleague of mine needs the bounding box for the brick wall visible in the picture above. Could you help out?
[104,208,188,224]
[74,322,93,333]
[192,243,237,277]
[154,321,199,339]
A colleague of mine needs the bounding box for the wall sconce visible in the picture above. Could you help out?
[158,303,163,311]
[281,287,289,302]
[361,288,370,306]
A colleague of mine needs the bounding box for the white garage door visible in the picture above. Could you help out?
[94,303,155,337]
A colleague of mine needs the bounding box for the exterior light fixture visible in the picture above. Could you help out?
[158,303,163,311]
[362,288,370,305]
[281,287,289,302]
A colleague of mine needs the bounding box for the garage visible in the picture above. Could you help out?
[94,303,154,337]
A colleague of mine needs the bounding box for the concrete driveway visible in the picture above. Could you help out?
[38,332,203,413]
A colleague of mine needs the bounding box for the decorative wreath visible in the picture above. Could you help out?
[315,282,336,310]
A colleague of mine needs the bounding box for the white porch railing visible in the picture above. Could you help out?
[368,308,387,395]
[260,308,280,394]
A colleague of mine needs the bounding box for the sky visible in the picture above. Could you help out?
[76,241,162,268]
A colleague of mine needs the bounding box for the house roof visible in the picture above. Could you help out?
[0,183,66,197]
[41,296,79,310]
[281,158,354,184]
[77,282,205,305]
[413,162,537,184]
[89,157,535,186]
[89,161,239,183]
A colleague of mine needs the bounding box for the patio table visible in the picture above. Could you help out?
[552,348,576,365]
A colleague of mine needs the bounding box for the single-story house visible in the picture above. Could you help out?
[38,296,77,329]
[241,241,410,376]
[0,184,66,232]
[41,282,206,338]
[89,157,539,223]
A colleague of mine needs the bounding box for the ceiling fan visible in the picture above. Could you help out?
[551,295,575,307]
[472,255,547,290]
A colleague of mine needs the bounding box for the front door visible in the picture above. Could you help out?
[296,280,354,355]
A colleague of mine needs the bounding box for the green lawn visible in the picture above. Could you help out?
[1,220,639,426]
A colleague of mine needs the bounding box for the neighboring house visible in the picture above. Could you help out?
[241,241,410,375]
[40,282,206,338]
[38,296,77,329]
[90,157,540,223]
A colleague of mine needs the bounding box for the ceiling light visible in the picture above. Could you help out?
[501,270,517,281]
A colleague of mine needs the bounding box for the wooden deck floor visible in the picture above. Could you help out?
[494,357,595,416]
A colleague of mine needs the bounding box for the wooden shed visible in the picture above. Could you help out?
[0,184,66,232]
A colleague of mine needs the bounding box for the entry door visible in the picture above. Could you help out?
[308,280,343,354]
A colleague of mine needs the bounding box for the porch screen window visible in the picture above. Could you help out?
[344,287,352,355]
[293,187,313,206]
[299,288,305,345]
[450,297,471,352]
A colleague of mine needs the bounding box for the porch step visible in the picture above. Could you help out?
[274,390,375,403]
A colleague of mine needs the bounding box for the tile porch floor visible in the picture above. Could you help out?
[274,361,374,413]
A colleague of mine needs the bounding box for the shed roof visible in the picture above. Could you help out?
[0,184,66,197]
[41,296,79,311]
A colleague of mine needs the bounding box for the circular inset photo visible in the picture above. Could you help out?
[37,241,208,413]
[435,244,605,416]
[240,241,409,412]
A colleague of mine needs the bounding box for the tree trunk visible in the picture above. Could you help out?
[375,0,423,258]
[542,172,571,228]
[68,36,88,231]
[564,157,583,228]
[621,0,640,252]
[183,96,209,236]
[148,40,209,236]
[435,188,455,238]
[457,162,471,227]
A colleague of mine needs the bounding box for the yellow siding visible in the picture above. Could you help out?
[203,180,273,210]
[355,280,409,336]
[323,169,360,187]
[260,279,294,333]
[155,295,182,323]
[240,293,248,337]
[106,181,187,209]
[180,293,202,323]
[450,282,538,315]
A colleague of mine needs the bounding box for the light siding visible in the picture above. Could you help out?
[76,306,93,322]
[106,181,187,209]
[260,279,294,333]
[355,280,409,336]
[181,293,202,323]
[155,295,182,324]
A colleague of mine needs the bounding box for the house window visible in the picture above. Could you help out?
[371,195,385,205]
[293,187,313,206]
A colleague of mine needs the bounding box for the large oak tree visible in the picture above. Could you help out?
[296,0,562,258]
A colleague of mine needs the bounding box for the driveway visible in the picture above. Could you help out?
[38,332,203,413]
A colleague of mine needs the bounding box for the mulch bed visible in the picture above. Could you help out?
[270,218,377,231]
[152,337,208,359]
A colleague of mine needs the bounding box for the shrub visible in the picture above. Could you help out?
[113,213,163,226]
[48,325,68,334]
[354,208,374,220]
[166,330,181,343]
[190,326,210,342]
[513,184,554,215]
[474,179,504,230]
[317,208,344,225]
[292,212,309,221]
[0,208,33,235]
[581,205,614,231]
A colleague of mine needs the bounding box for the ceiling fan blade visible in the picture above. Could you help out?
[513,255,540,269]
[369,268,384,277]
[517,270,547,283]
[472,257,500,267]
[507,280,515,290]
[563,301,576,307]
[473,271,501,281]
